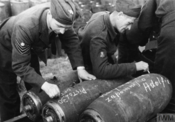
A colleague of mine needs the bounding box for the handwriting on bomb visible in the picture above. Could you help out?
[143,77,169,92]
[58,87,87,104]
[105,76,170,102]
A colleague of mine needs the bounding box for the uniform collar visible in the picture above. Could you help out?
[39,9,50,46]
[103,13,119,42]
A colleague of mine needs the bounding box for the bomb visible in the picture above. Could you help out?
[22,71,79,121]
[80,74,172,122]
[42,77,131,122]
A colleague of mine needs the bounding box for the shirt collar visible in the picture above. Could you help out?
[103,13,119,42]
[47,10,52,34]
[39,9,50,46]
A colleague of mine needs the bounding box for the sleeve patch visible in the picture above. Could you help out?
[15,39,30,55]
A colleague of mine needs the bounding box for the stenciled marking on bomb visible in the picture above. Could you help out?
[57,87,88,104]
[104,76,170,103]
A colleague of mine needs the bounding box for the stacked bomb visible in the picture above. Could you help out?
[41,77,129,122]
[42,74,172,122]
[22,71,79,121]
[80,74,172,122]
[22,73,128,121]
[23,73,172,122]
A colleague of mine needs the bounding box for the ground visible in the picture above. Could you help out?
[40,56,72,80]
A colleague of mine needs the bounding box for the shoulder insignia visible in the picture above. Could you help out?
[15,39,30,55]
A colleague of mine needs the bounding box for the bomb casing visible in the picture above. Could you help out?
[42,77,131,122]
[22,71,79,121]
[80,74,172,122]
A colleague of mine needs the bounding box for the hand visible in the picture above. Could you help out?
[41,82,60,98]
[77,67,96,81]
[135,61,149,72]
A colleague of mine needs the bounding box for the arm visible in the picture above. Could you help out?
[11,25,60,98]
[60,29,84,69]
[118,34,140,63]
[11,25,45,88]
[60,29,96,80]
[90,36,137,79]
[118,34,154,65]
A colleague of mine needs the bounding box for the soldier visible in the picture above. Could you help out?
[126,0,175,113]
[0,0,95,121]
[78,0,149,80]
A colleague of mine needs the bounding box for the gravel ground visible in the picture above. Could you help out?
[40,56,72,79]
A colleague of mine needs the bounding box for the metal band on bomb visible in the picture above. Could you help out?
[22,91,43,121]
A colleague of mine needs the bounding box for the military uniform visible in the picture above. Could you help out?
[79,12,136,79]
[0,3,83,121]
[126,0,175,113]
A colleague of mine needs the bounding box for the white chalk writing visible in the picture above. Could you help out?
[61,88,72,96]
[143,76,170,92]
[105,76,170,103]
[58,87,87,104]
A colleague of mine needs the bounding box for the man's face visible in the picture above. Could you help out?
[116,13,136,33]
[50,18,72,34]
